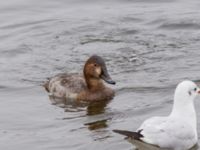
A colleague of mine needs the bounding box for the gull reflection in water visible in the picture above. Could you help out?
[126,137,199,150]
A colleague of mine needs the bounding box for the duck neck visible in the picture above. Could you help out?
[170,95,197,130]
[85,77,105,91]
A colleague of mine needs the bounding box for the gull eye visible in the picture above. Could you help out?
[188,91,191,96]
[194,88,197,91]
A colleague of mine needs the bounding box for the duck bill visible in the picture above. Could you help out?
[101,74,116,84]
[100,68,116,85]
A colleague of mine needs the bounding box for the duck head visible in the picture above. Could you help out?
[83,55,115,88]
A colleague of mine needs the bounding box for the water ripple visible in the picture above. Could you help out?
[159,22,200,30]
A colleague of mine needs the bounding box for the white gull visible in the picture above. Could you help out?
[113,80,200,150]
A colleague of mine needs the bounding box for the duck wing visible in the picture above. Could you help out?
[44,73,87,98]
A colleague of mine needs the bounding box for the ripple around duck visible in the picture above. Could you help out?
[109,101,171,126]
[115,85,171,95]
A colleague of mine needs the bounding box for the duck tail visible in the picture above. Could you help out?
[113,129,143,140]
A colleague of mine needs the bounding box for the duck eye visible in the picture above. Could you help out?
[194,88,197,91]
[94,63,97,67]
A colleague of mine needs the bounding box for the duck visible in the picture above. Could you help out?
[44,55,116,102]
[113,80,200,150]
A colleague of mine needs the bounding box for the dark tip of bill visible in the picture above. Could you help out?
[107,79,116,85]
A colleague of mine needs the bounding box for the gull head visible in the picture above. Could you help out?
[172,80,200,130]
[175,80,200,102]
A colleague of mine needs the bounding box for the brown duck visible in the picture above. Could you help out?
[44,55,116,102]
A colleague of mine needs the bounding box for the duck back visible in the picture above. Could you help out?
[44,73,87,98]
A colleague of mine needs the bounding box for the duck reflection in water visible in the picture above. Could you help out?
[49,95,111,131]
[85,100,111,131]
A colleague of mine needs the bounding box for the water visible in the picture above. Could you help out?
[1,0,200,149]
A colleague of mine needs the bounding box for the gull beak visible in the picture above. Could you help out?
[198,90,200,94]
[197,87,200,94]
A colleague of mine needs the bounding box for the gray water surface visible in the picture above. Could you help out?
[1,0,200,150]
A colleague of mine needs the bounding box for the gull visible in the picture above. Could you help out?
[113,80,200,150]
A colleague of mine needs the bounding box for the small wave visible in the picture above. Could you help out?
[1,44,32,57]
[0,19,55,30]
[147,18,167,25]
[115,28,139,36]
[109,47,145,73]
[0,85,8,89]
[80,38,123,45]
[159,22,200,30]
[119,16,143,23]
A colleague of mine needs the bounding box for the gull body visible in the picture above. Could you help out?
[113,80,200,150]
